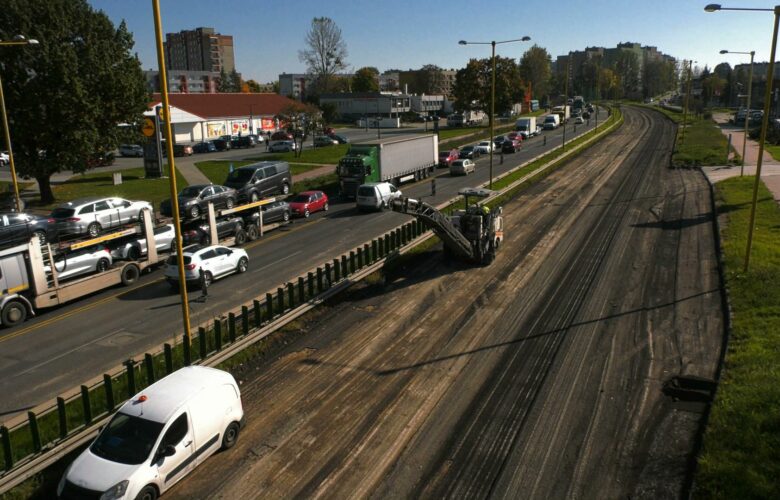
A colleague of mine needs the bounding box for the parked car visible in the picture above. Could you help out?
[160,184,237,220]
[323,127,336,135]
[288,190,328,218]
[111,224,176,260]
[475,141,494,154]
[57,366,244,500]
[328,133,349,144]
[181,216,245,246]
[192,141,217,154]
[47,245,113,281]
[247,134,264,144]
[313,135,338,147]
[230,136,256,149]
[271,131,293,141]
[50,197,152,238]
[574,116,585,124]
[0,212,58,247]
[502,139,521,154]
[459,145,481,160]
[223,161,292,202]
[438,149,459,168]
[450,159,476,176]
[165,244,249,288]
[119,144,143,157]
[212,138,231,151]
[160,142,193,157]
[269,140,297,152]
[356,182,401,211]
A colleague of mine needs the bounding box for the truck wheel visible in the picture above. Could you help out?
[234,229,247,245]
[246,224,259,241]
[121,264,141,285]
[1,301,27,327]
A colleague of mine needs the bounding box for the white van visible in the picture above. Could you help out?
[58,366,244,500]
[356,182,402,211]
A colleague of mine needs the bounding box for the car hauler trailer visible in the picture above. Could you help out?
[0,209,158,327]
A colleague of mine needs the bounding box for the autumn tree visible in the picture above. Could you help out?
[519,45,552,99]
[352,66,379,92]
[452,57,525,124]
[298,17,348,95]
[0,0,148,202]
[244,79,262,92]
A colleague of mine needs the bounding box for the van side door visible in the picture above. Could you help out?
[154,412,196,491]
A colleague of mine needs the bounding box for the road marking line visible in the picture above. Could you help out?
[14,329,125,377]
[253,251,302,273]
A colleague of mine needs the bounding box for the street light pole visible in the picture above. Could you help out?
[706,4,780,271]
[0,36,39,212]
[681,60,694,145]
[459,35,531,190]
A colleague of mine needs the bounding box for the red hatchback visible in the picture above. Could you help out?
[506,131,523,142]
[288,190,329,218]
[438,148,459,168]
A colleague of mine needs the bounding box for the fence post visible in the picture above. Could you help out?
[228,313,236,343]
[125,360,136,396]
[384,234,390,254]
[81,385,92,426]
[308,272,315,297]
[277,287,284,314]
[241,306,249,336]
[364,243,371,264]
[341,255,349,277]
[57,397,67,440]
[372,239,379,260]
[183,336,191,366]
[349,251,356,273]
[199,327,208,359]
[28,412,41,452]
[103,374,115,413]
[287,282,295,308]
[298,277,305,303]
[253,299,262,327]
[266,293,273,320]
[1,426,12,471]
[318,267,325,291]
[333,259,341,282]
[144,353,155,385]
[215,319,223,351]
[164,344,173,375]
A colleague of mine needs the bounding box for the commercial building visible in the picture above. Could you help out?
[164,27,235,73]
[319,92,413,120]
[145,93,301,143]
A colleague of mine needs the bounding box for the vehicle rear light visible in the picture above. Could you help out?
[184,264,196,270]
[64,217,80,222]
[47,218,55,223]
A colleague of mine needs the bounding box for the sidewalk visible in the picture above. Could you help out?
[706,113,780,203]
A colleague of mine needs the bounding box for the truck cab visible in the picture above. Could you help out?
[337,146,379,198]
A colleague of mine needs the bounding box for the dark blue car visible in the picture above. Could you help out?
[192,141,217,154]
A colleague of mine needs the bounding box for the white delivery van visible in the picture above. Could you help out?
[58,366,244,500]
[356,182,402,211]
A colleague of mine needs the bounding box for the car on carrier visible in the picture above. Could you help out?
[50,197,153,238]
[57,366,244,500]
[46,245,113,282]
[0,212,59,247]
[111,224,176,260]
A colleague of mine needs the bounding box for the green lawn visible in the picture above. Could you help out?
[646,105,729,166]
[196,160,327,185]
[764,144,780,161]
[246,144,349,164]
[37,166,188,211]
[695,176,780,498]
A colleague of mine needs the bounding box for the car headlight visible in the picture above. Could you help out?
[99,480,129,500]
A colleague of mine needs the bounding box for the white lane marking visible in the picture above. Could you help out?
[252,251,303,273]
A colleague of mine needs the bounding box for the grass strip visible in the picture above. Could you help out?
[639,105,729,167]
[694,176,780,499]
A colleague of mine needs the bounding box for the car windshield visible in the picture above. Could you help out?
[89,412,164,465]
[179,186,203,198]
[51,208,75,218]
[226,170,254,182]
[290,194,311,203]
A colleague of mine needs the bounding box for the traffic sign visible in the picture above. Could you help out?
[158,106,167,122]
[141,118,155,137]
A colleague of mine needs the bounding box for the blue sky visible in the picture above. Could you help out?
[90,0,779,82]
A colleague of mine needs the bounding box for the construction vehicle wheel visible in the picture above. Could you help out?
[1,301,27,327]
[121,264,140,285]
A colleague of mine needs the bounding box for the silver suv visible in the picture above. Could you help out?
[50,197,153,237]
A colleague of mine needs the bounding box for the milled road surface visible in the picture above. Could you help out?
[158,107,724,496]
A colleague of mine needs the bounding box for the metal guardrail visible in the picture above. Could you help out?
[0,106,622,495]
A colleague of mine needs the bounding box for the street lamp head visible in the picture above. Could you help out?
[458,40,467,45]
[720,49,729,54]
[521,36,531,41]
[704,3,722,11]
[27,39,39,45]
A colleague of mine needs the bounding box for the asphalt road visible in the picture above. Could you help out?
[0,112,604,418]
[165,106,724,498]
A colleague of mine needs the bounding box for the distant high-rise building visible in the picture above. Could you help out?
[164,27,235,73]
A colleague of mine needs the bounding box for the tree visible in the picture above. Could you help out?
[0,0,148,203]
[407,64,445,95]
[352,66,379,92]
[519,45,552,99]
[218,68,241,92]
[452,59,485,112]
[244,79,262,92]
[613,50,640,98]
[452,57,525,123]
[276,103,322,158]
[298,17,348,95]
